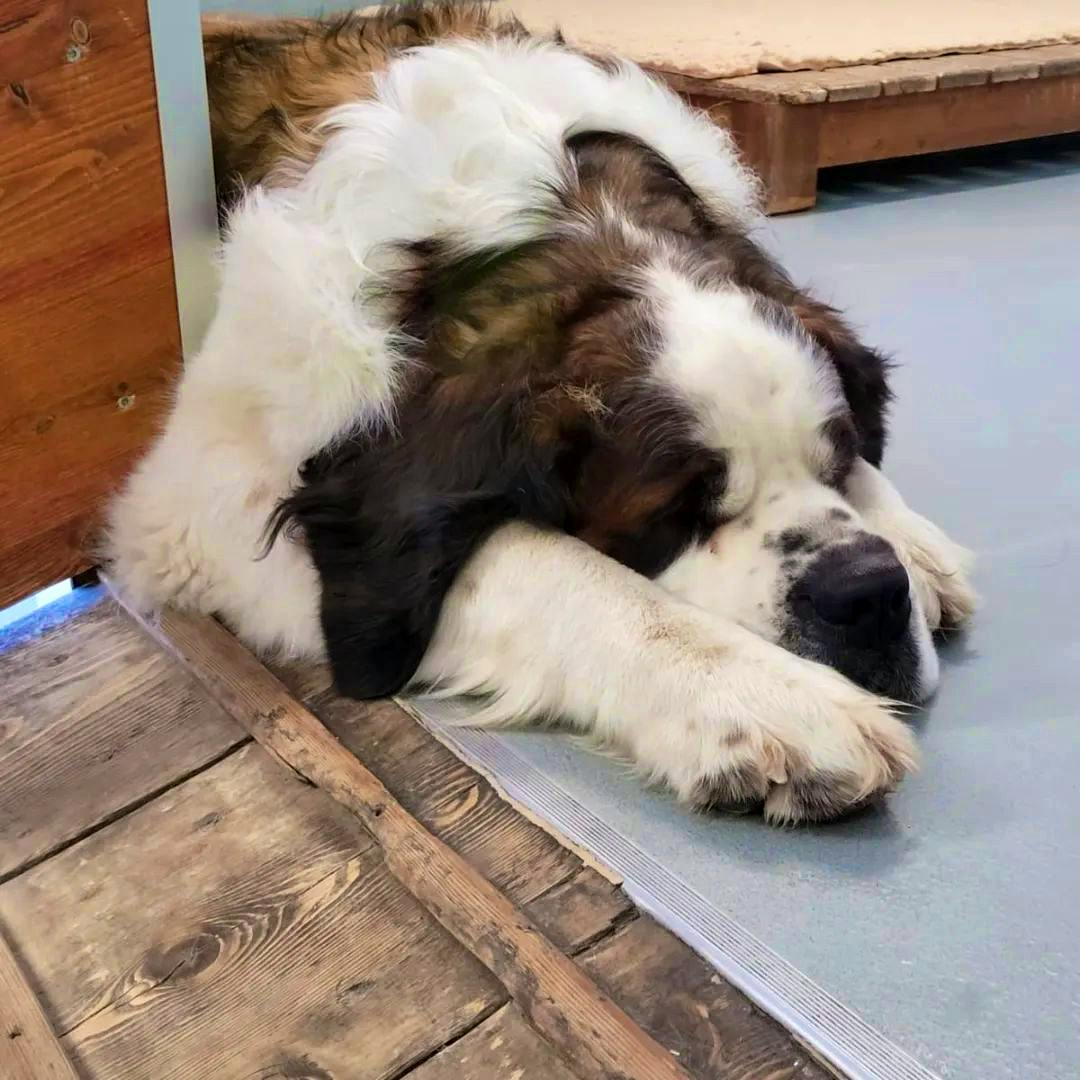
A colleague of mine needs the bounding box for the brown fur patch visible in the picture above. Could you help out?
[362,131,765,569]
[202,4,527,207]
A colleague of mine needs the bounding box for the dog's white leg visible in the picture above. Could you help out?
[417,523,917,823]
[846,459,977,631]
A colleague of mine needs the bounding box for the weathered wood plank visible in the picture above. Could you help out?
[0,0,180,608]
[987,56,1041,83]
[931,54,994,90]
[275,654,834,1078]
[0,588,245,880]
[0,929,80,1080]
[271,661,637,952]
[524,866,635,956]
[691,70,828,105]
[0,745,376,1034]
[305,691,587,905]
[582,919,832,1080]
[876,60,940,97]
[1035,43,1080,77]
[408,1003,583,1080]
[0,744,509,1080]
[129,603,692,1080]
[274,660,639,950]
[663,43,1080,103]
[815,71,883,102]
[818,74,1080,167]
[726,101,822,213]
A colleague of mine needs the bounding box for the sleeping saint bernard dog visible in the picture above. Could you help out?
[106,4,976,823]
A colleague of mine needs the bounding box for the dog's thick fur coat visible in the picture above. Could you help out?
[107,5,975,822]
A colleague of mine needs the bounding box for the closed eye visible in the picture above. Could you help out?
[814,415,858,489]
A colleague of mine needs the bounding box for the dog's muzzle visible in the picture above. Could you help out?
[786,535,922,699]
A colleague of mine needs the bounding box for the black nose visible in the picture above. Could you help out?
[797,538,911,649]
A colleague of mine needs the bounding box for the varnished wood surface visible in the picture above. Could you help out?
[0,0,181,608]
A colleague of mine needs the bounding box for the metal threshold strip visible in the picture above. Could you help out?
[402,696,941,1080]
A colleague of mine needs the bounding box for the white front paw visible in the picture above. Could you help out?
[845,461,976,632]
[623,640,918,824]
[870,509,977,631]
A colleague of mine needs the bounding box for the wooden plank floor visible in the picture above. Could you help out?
[0,586,830,1079]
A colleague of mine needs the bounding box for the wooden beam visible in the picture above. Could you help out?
[726,101,823,213]
[693,68,1080,214]
[660,43,1080,104]
[116,596,691,1080]
[0,929,80,1080]
[818,73,1080,167]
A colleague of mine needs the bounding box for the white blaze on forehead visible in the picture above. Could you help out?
[646,266,845,435]
[644,265,847,505]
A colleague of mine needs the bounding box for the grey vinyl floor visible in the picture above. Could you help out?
[417,138,1080,1080]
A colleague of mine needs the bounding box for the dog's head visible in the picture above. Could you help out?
[271,131,941,703]
[642,277,937,703]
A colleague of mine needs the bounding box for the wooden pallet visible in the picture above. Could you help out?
[0,586,830,1080]
[658,44,1080,212]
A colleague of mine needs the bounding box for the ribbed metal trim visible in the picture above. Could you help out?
[404,697,940,1080]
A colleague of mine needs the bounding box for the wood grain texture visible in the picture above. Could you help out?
[0,0,181,608]
[818,73,1080,167]
[663,43,1080,103]
[408,1003,583,1080]
[0,588,244,880]
[270,660,638,953]
[523,866,636,956]
[303,690,587,905]
[272,654,837,1079]
[129,603,692,1080]
[0,1,138,80]
[726,101,822,214]
[0,744,511,1080]
[0,928,80,1080]
[582,920,831,1080]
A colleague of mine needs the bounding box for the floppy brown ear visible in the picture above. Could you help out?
[792,300,893,467]
[265,384,586,700]
[300,490,520,699]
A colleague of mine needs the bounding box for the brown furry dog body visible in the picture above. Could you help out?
[204,5,525,204]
